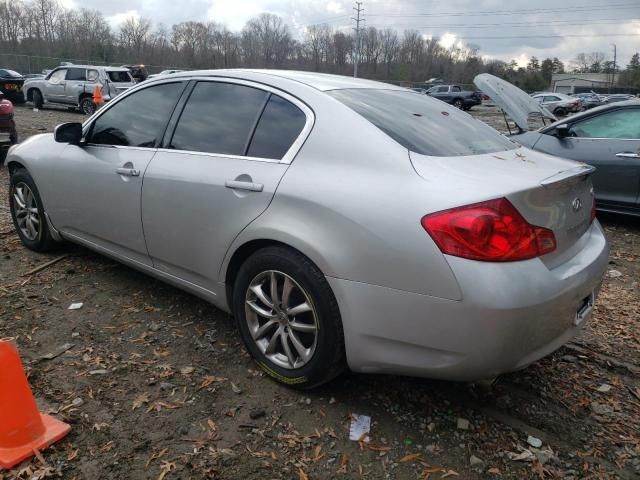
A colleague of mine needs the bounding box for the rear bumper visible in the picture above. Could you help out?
[329,221,608,381]
[0,118,17,147]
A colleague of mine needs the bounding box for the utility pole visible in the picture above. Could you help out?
[352,1,364,78]
[612,43,617,91]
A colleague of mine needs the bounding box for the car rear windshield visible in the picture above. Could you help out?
[328,88,516,157]
[107,71,132,83]
[0,69,22,78]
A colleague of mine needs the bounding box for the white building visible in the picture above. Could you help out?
[551,73,618,94]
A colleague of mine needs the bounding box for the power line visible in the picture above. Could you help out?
[449,33,640,40]
[366,18,637,30]
[366,2,639,18]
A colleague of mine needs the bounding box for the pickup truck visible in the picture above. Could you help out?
[426,84,482,110]
[23,65,135,115]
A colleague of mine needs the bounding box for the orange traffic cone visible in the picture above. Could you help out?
[0,338,70,469]
[92,85,104,106]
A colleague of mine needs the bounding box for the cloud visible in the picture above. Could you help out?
[106,10,141,29]
[76,0,639,65]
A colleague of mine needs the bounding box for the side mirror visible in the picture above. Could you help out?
[555,124,570,138]
[54,122,83,144]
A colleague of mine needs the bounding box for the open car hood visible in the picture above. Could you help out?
[474,73,556,131]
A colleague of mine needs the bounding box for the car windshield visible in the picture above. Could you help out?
[107,71,132,83]
[329,88,516,157]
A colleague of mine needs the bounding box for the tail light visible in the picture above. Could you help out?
[0,99,14,116]
[421,198,556,262]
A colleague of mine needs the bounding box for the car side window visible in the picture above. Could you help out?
[170,82,269,156]
[437,86,448,93]
[49,69,66,84]
[451,86,461,92]
[87,70,99,82]
[66,68,86,81]
[570,109,640,139]
[247,94,306,159]
[87,82,185,147]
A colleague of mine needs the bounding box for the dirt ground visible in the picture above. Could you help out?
[1,103,639,480]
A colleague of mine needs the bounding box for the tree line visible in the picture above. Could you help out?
[1,0,639,90]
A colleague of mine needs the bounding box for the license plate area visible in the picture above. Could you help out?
[574,291,594,326]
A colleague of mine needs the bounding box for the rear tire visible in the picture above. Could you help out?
[32,90,43,109]
[233,246,346,389]
[554,107,567,116]
[453,99,464,109]
[9,169,60,252]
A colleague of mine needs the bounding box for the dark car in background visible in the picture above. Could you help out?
[0,91,18,164]
[426,84,482,110]
[0,69,25,104]
[121,64,148,82]
[476,73,640,217]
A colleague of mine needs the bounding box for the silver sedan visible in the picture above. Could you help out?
[6,70,608,388]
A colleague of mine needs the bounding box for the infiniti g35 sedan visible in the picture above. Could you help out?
[6,70,608,388]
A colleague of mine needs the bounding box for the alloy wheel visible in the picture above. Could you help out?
[245,270,319,369]
[12,182,40,241]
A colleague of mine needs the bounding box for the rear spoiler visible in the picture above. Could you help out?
[540,164,595,189]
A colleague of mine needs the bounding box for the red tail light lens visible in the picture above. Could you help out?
[421,198,556,262]
[0,99,14,115]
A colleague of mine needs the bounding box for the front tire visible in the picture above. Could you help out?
[9,169,59,252]
[32,90,43,109]
[233,246,346,389]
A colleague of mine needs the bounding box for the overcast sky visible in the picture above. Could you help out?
[64,0,640,67]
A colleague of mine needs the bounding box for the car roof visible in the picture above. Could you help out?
[168,69,405,92]
[53,65,130,72]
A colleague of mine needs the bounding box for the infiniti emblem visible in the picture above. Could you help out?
[572,198,582,212]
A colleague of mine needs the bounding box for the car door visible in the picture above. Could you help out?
[64,67,86,104]
[45,69,67,102]
[534,106,640,211]
[45,81,187,266]
[141,79,311,294]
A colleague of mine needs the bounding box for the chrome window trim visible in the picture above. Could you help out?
[155,147,281,164]
[82,75,315,165]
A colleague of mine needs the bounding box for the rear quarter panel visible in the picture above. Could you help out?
[220,84,463,301]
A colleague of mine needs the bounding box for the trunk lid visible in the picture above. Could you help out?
[410,147,595,267]
[474,73,556,132]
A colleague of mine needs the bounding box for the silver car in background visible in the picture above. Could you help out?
[23,65,136,115]
[6,70,608,388]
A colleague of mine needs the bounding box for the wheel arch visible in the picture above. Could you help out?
[7,160,27,175]
[223,238,329,315]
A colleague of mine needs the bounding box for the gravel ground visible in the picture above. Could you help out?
[1,103,639,480]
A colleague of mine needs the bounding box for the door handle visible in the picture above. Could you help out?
[616,152,640,159]
[115,167,140,177]
[225,180,264,192]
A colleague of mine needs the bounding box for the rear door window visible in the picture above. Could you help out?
[88,82,185,147]
[247,94,306,159]
[66,68,86,81]
[87,70,99,82]
[451,86,461,92]
[329,88,516,156]
[170,82,269,156]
